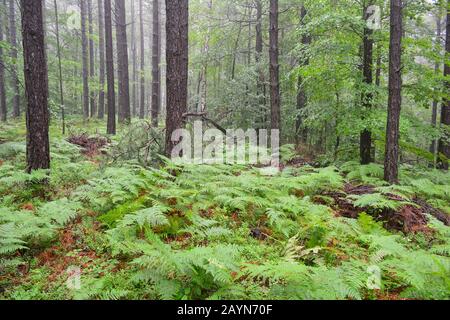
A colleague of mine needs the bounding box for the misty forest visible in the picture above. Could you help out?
[0,0,449,300]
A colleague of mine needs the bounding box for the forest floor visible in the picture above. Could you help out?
[0,119,449,300]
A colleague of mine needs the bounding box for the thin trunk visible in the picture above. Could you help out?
[105,0,116,134]
[131,0,137,117]
[437,4,450,170]
[139,0,145,119]
[151,0,161,125]
[80,0,89,120]
[430,15,442,160]
[98,0,105,119]
[54,0,65,134]
[0,1,7,122]
[20,0,50,172]
[384,0,403,184]
[115,0,131,123]
[165,0,188,155]
[361,3,374,164]
[269,0,280,132]
[9,0,20,118]
[88,0,96,117]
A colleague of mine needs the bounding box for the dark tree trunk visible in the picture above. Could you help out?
[88,0,96,117]
[80,0,89,120]
[139,0,145,119]
[0,1,7,122]
[9,0,20,118]
[255,0,265,120]
[20,0,50,172]
[151,0,161,126]
[384,0,403,184]
[115,0,131,124]
[361,4,374,165]
[296,5,310,144]
[97,0,105,119]
[165,0,188,156]
[105,0,116,134]
[54,0,65,134]
[269,0,280,132]
[438,5,450,170]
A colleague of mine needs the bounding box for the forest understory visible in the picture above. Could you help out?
[0,119,449,300]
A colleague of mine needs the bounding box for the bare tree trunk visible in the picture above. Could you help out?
[98,0,105,119]
[131,0,137,117]
[88,0,96,117]
[20,0,50,172]
[80,0,89,120]
[115,0,131,124]
[438,4,450,170]
[105,0,116,134]
[9,0,20,118]
[361,3,374,164]
[151,0,161,125]
[139,0,145,119]
[384,0,403,184]
[269,0,280,132]
[0,1,7,122]
[296,5,310,144]
[165,0,188,155]
[430,14,442,161]
[54,0,65,134]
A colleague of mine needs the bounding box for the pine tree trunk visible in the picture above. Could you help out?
[115,0,131,124]
[105,0,116,134]
[139,0,146,119]
[54,0,65,134]
[361,4,374,165]
[269,0,280,132]
[9,0,20,118]
[151,0,161,126]
[131,0,137,118]
[430,15,442,161]
[165,0,188,156]
[437,5,450,170]
[97,0,105,119]
[88,0,96,117]
[384,0,403,184]
[20,0,50,172]
[80,0,90,120]
[0,1,7,122]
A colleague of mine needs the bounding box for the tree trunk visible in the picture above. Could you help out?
[115,0,131,124]
[139,0,145,119]
[131,0,137,117]
[151,0,161,125]
[20,0,50,172]
[384,0,403,184]
[0,1,7,122]
[105,0,116,134]
[54,0,65,134]
[9,0,20,118]
[361,4,374,164]
[80,0,89,120]
[438,4,450,170]
[97,0,105,119]
[165,0,189,156]
[430,15,442,161]
[269,0,280,132]
[296,5,310,144]
[88,0,96,117]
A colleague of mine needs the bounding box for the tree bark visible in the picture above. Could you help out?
[384,0,403,184]
[105,0,116,134]
[361,3,374,164]
[0,1,7,122]
[20,0,50,172]
[139,0,145,119]
[165,0,189,156]
[80,0,89,120]
[151,0,161,125]
[437,4,450,170]
[54,0,65,134]
[97,0,105,119]
[115,0,131,124]
[430,14,442,161]
[9,0,20,118]
[131,0,137,117]
[269,0,280,132]
[88,0,96,117]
